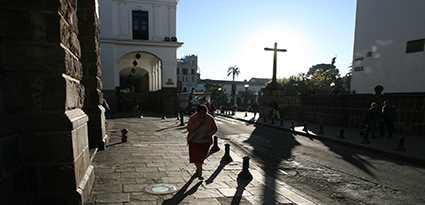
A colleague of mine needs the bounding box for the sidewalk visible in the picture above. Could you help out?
[223,111,425,166]
[87,116,319,204]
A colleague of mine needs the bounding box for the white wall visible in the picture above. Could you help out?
[351,0,425,94]
[98,0,182,91]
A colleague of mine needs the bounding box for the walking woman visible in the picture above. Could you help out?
[187,105,218,180]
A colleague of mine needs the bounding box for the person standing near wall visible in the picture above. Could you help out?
[271,101,280,120]
[380,100,396,138]
[366,102,380,139]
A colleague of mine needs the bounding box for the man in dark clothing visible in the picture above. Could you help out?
[380,100,396,138]
[366,102,379,139]
[251,102,259,118]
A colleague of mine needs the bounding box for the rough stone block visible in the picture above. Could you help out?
[0,134,24,175]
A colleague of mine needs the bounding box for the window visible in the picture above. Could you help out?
[133,11,148,40]
[177,76,180,81]
[406,39,424,53]
[183,69,188,74]
[177,68,180,74]
[192,77,195,82]
[191,69,195,75]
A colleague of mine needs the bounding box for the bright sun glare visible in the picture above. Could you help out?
[235,27,312,79]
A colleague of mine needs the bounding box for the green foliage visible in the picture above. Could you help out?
[237,90,256,105]
[281,64,351,96]
[204,83,228,105]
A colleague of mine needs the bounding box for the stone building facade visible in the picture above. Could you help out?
[0,0,104,203]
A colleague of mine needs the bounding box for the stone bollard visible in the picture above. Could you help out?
[121,128,128,142]
[221,144,233,162]
[280,119,284,126]
[179,112,184,126]
[302,121,307,132]
[318,125,324,134]
[210,136,220,152]
[395,136,406,151]
[338,128,345,138]
[290,120,295,130]
[238,156,253,179]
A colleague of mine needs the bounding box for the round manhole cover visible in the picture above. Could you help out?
[145,184,176,195]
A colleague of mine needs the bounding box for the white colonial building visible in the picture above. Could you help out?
[351,0,425,94]
[98,0,182,112]
[197,78,270,104]
[177,55,200,92]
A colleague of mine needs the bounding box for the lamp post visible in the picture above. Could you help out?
[244,83,249,117]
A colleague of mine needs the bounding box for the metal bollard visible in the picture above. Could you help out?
[245,111,248,117]
[318,125,324,134]
[271,118,275,124]
[338,128,345,138]
[263,116,266,123]
[210,136,220,152]
[162,113,166,119]
[179,112,184,126]
[395,136,406,151]
[238,156,253,179]
[290,120,295,130]
[280,119,284,126]
[121,128,128,142]
[221,144,233,162]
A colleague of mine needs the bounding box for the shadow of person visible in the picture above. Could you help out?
[106,141,124,147]
[162,174,202,205]
[231,176,253,205]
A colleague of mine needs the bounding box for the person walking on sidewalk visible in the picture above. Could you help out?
[365,102,380,139]
[187,105,218,180]
[380,100,396,138]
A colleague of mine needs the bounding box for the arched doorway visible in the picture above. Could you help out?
[119,51,161,93]
[117,51,162,113]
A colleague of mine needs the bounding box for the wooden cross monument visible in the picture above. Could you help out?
[264,42,287,84]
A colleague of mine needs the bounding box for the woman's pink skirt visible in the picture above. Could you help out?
[189,142,210,163]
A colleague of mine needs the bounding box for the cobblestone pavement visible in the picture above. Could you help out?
[87,116,317,205]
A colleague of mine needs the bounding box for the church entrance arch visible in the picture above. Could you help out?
[117,51,162,113]
[119,51,162,93]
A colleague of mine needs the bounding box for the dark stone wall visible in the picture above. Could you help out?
[0,0,98,203]
[79,0,107,150]
[280,93,425,134]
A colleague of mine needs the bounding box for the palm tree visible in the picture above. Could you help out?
[227,65,240,82]
[227,65,240,110]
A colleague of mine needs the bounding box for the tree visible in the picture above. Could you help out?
[204,83,228,106]
[227,65,240,106]
[227,65,240,82]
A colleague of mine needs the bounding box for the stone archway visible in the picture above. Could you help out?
[119,51,162,93]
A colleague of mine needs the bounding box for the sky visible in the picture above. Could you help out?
[176,0,357,81]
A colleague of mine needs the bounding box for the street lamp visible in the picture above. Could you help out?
[244,83,249,117]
